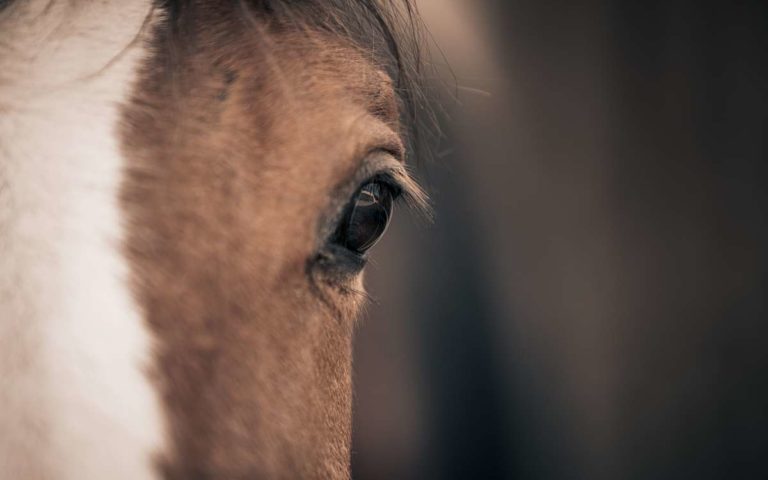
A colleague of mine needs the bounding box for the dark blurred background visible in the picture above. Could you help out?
[351,1,768,479]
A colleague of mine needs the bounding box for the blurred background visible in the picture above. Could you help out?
[351,1,768,479]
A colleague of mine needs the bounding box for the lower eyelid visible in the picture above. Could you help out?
[307,244,367,290]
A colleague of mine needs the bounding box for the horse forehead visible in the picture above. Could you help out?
[263,36,400,125]
[221,48,402,161]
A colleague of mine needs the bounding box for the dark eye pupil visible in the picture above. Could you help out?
[343,181,394,253]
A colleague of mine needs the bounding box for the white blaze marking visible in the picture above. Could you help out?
[0,2,165,479]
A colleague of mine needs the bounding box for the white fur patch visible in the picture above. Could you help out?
[0,2,165,478]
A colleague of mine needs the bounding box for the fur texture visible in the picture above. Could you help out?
[121,4,413,477]
[1,1,425,478]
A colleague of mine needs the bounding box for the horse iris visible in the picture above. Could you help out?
[343,181,394,253]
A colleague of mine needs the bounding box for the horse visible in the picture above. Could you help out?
[0,1,429,478]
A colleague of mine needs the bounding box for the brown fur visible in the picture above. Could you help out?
[120,2,422,478]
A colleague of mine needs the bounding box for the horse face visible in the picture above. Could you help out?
[121,6,420,479]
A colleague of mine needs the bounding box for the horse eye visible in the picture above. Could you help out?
[340,181,395,254]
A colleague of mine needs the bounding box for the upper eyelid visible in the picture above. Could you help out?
[368,141,405,163]
[346,153,430,223]
[355,151,418,201]
[355,117,405,163]
[363,150,430,215]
